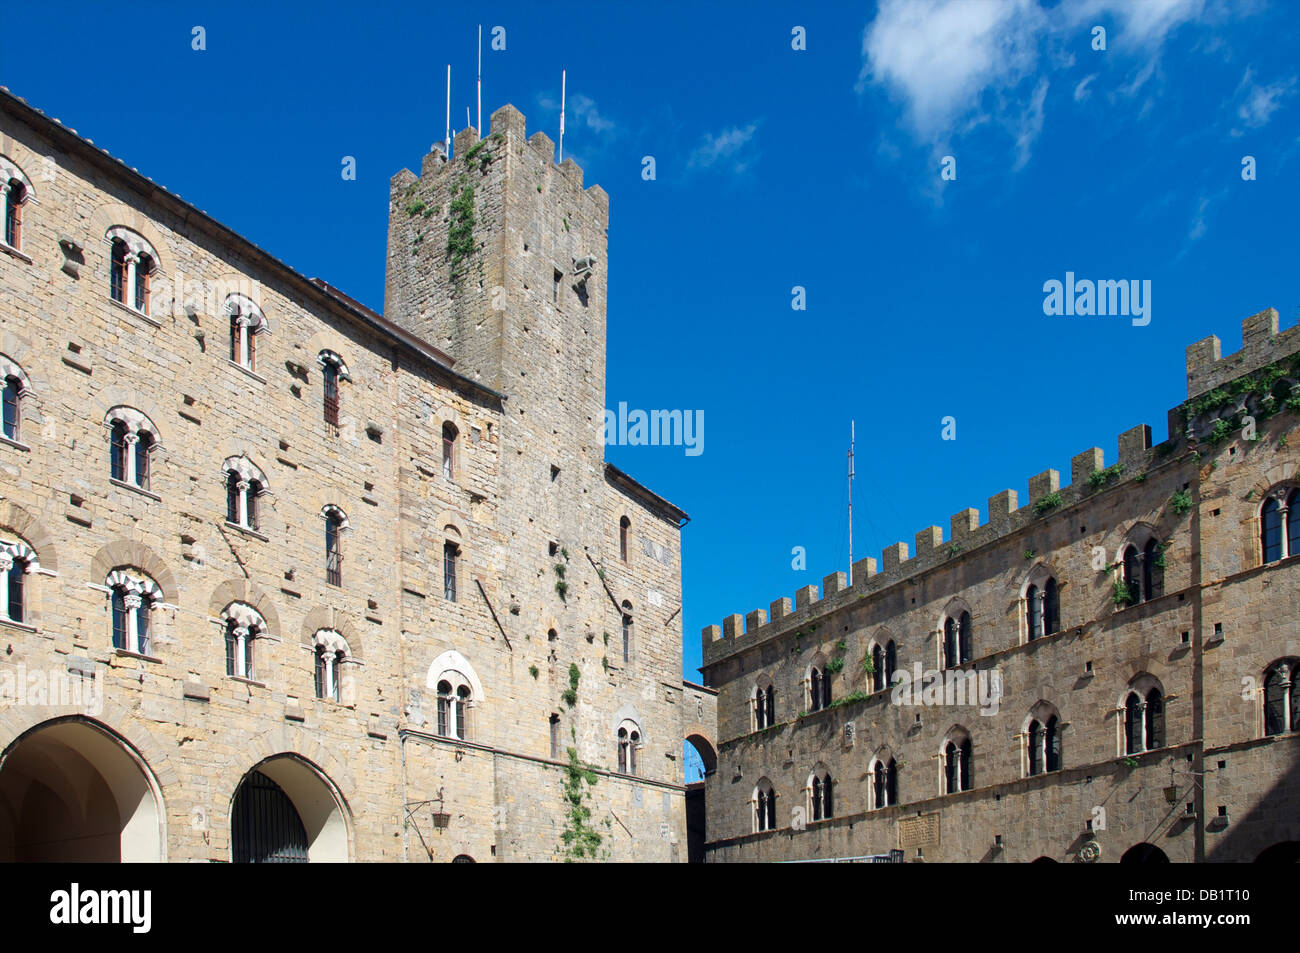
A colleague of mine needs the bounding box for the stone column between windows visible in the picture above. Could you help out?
[0,552,11,619]
[123,591,142,653]
[237,480,250,527]
[235,312,250,367]
[122,431,139,485]
[232,625,249,678]
[123,252,139,308]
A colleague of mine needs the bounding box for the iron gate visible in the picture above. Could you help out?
[232,769,309,863]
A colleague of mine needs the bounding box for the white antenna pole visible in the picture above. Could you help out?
[467,107,471,130]
[848,420,855,585]
[477,24,482,134]
[445,64,452,159]
[559,69,566,163]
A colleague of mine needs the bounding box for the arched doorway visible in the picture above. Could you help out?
[1256,841,1300,862]
[232,770,309,863]
[1121,842,1170,864]
[231,755,349,863]
[452,854,476,863]
[1030,856,1058,863]
[0,718,165,862]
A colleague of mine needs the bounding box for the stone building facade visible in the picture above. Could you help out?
[0,87,717,863]
[700,310,1300,863]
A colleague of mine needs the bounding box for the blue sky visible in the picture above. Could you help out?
[5,1,1298,713]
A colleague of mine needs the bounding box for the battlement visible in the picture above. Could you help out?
[389,103,609,227]
[1186,308,1296,399]
[702,311,1300,666]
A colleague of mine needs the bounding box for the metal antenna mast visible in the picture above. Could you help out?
[477,24,482,134]
[848,420,855,585]
[559,69,566,162]
[444,64,452,159]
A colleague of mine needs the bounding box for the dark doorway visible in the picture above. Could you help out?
[232,769,308,863]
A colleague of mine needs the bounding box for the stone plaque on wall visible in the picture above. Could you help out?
[898,812,940,849]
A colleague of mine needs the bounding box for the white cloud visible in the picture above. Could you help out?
[1233,68,1295,133]
[859,0,1216,167]
[687,123,760,174]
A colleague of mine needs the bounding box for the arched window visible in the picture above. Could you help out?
[441,422,457,480]
[1263,661,1300,736]
[322,505,346,586]
[754,779,777,833]
[1121,544,1142,606]
[808,766,833,821]
[942,609,973,668]
[871,756,898,809]
[431,658,479,740]
[226,296,267,372]
[1261,488,1300,564]
[223,457,267,532]
[2,172,26,250]
[106,568,162,656]
[0,355,29,445]
[621,601,633,663]
[1024,569,1060,640]
[617,720,641,775]
[753,682,775,731]
[0,538,36,625]
[871,644,885,692]
[105,408,160,492]
[318,351,349,433]
[884,640,897,685]
[1123,679,1165,754]
[808,659,830,712]
[619,516,630,563]
[221,603,266,681]
[105,227,157,316]
[443,538,460,601]
[313,629,349,703]
[1026,703,1062,776]
[943,730,973,794]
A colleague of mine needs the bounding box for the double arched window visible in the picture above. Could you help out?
[753,778,777,832]
[437,678,472,740]
[221,602,266,681]
[226,295,267,373]
[313,629,350,703]
[1025,702,1062,776]
[1119,532,1164,607]
[870,756,898,809]
[942,607,972,668]
[1122,677,1165,754]
[1024,569,1060,640]
[943,728,973,794]
[808,766,833,821]
[224,457,267,532]
[106,226,158,316]
[1263,660,1300,736]
[870,639,897,693]
[808,657,831,711]
[753,682,775,730]
[0,354,30,445]
[1261,487,1300,564]
[617,719,641,774]
[0,538,37,625]
[106,568,162,656]
[106,407,160,492]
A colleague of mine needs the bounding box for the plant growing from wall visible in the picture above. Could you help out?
[529,665,539,680]
[1111,577,1134,607]
[559,738,606,861]
[554,562,568,601]
[1024,549,1036,561]
[561,662,580,708]
[861,655,875,675]
[1152,542,1169,571]
[1088,463,1126,490]
[1171,490,1193,515]
[1033,492,1063,516]
[446,182,477,284]
[829,690,870,710]
[406,200,426,217]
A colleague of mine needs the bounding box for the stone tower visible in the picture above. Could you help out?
[385,105,701,860]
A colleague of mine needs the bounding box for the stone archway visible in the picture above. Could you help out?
[230,755,350,863]
[0,717,166,862]
[1121,842,1170,864]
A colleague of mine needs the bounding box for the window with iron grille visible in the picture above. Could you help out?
[443,541,458,601]
[325,513,343,586]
